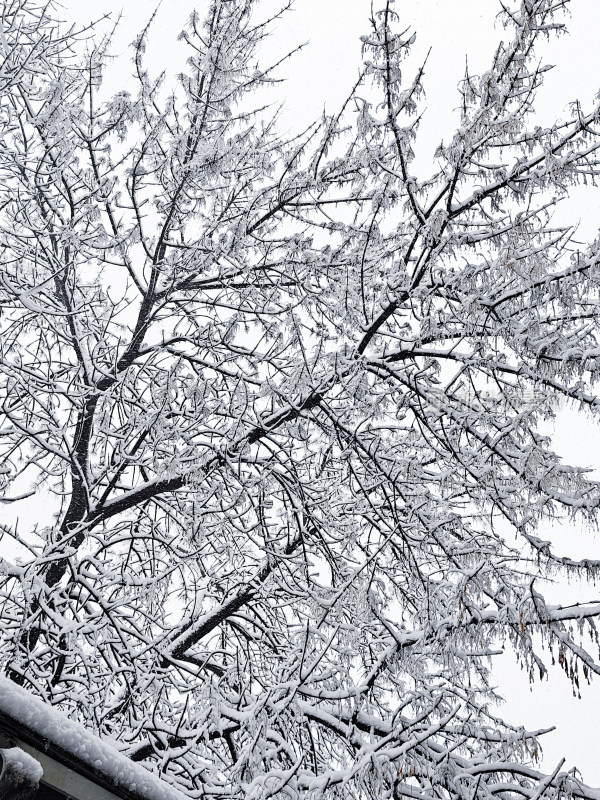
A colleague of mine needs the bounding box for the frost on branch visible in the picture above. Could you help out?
[1,0,600,798]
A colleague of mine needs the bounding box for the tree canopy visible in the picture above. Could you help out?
[1,0,600,797]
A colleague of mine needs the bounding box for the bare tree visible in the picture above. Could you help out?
[1,0,600,796]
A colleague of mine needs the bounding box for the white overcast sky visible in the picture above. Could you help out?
[57,0,600,783]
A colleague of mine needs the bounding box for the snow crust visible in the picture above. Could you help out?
[0,678,188,800]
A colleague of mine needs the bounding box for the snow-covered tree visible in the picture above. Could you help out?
[2,0,600,797]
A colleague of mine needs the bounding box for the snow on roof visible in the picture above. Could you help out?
[1,745,44,783]
[0,677,190,800]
